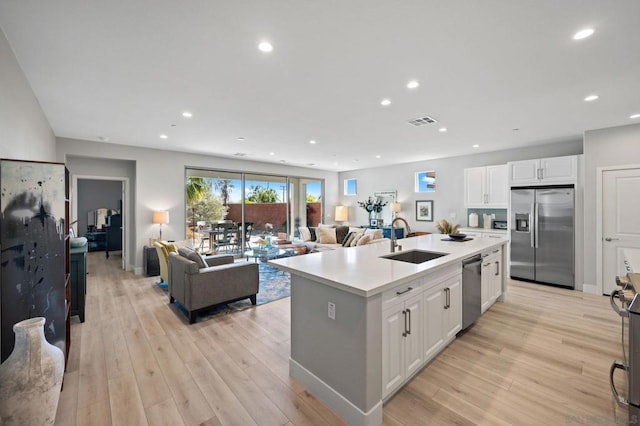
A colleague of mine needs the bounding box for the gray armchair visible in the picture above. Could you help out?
[168,251,259,323]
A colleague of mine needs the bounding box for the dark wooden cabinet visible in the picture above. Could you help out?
[70,245,87,322]
[86,231,106,251]
[144,245,160,276]
[0,159,68,362]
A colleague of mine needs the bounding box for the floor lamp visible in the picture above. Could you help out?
[152,210,169,241]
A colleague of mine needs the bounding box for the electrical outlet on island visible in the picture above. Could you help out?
[328,302,336,320]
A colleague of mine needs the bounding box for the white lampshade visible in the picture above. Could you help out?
[335,206,348,222]
[152,210,169,224]
[391,202,401,213]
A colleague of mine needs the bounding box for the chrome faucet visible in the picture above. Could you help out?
[390,221,399,252]
[390,217,405,252]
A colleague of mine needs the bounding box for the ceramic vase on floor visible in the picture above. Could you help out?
[0,317,65,425]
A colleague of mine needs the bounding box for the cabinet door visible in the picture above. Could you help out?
[485,165,508,207]
[540,156,577,183]
[464,167,486,206]
[382,305,406,398]
[423,286,444,361]
[492,256,503,301]
[443,278,462,341]
[509,159,539,185]
[404,294,424,377]
[481,258,492,314]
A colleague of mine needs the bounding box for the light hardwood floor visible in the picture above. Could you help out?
[56,252,628,425]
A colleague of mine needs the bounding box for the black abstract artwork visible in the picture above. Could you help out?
[1,160,66,362]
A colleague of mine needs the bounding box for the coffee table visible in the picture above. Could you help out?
[244,248,297,262]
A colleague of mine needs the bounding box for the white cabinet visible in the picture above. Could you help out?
[382,292,424,398]
[509,155,577,186]
[481,249,503,314]
[458,228,508,240]
[464,165,508,208]
[423,272,462,364]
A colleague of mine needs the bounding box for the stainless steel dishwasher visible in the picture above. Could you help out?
[462,254,482,330]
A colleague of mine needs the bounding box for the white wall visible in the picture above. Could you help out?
[583,123,640,291]
[57,137,338,274]
[339,140,583,232]
[0,27,55,161]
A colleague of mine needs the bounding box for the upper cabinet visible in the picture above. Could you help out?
[508,155,577,186]
[464,164,508,208]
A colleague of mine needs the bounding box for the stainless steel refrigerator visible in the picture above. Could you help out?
[510,186,575,288]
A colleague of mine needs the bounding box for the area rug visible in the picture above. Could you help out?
[157,262,290,322]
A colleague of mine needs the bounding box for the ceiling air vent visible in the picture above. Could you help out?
[408,116,438,126]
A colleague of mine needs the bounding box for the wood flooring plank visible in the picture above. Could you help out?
[145,399,185,426]
[108,373,148,426]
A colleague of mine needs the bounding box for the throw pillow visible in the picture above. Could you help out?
[350,233,363,247]
[364,228,383,240]
[356,234,373,246]
[342,231,355,247]
[185,250,207,268]
[299,226,312,241]
[317,227,338,244]
[178,246,195,258]
[335,225,350,243]
[349,226,365,235]
[309,227,317,242]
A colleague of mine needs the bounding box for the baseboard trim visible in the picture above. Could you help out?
[289,358,383,426]
[582,283,599,295]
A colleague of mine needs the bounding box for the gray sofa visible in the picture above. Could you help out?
[168,251,259,323]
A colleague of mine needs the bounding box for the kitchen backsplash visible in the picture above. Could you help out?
[466,208,508,228]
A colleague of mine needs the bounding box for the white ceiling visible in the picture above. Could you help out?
[1,1,639,171]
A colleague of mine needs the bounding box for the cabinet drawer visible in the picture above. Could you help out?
[382,278,423,310]
[423,264,462,292]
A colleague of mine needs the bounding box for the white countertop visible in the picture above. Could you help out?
[269,233,507,297]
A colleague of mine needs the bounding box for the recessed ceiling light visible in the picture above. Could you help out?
[407,80,419,89]
[160,134,168,139]
[630,113,640,119]
[380,99,391,106]
[258,41,273,52]
[512,128,520,131]
[439,127,447,132]
[279,160,286,163]
[472,144,479,148]
[584,94,599,102]
[237,137,245,141]
[182,111,192,118]
[573,28,595,40]
[309,140,316,144]
[375,154,381,159]
[97,136,110,142]
[269,152,275,156]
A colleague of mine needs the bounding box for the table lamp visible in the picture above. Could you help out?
[152,210,169,241]
[391,202,401,218]
[335,206,348,222]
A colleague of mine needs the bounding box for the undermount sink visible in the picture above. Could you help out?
[381,249,448,264]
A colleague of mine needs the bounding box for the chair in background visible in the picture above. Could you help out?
[197,221,210,253]
[213,221,235,252]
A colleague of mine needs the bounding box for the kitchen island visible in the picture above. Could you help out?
[270,234,507,426]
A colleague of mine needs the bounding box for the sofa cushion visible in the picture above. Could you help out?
[364,228,383,240]
[317,227,337,244]
[357,234,373,246]
[299,226,312,241]
[350,233,363,247]
[179,247,207,269]
[349,226,365,235]
[335,225,350,244]
[342,232,355,247]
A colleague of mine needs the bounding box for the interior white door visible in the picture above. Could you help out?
[603,168,640,294]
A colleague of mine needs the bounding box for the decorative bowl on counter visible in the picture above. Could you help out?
[447,233,467,240]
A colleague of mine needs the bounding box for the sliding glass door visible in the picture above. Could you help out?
[186,168,323,254]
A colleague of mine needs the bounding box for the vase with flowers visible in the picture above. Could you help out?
[357,196,388,226]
